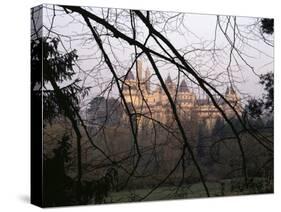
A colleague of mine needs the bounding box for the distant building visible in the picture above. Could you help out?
[122,60,242,130]
[86,96,123,129]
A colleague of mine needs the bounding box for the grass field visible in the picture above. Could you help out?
[93,178,272,204]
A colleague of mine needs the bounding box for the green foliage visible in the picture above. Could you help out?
[54,134,72,162]
[246,99,263,118]
[197,122,208,159]
[212,118,224,137]
[261,18,274,34]
[31,37,90,123]
[245,72,273,119]
[260,72,274,113]
[80,167,119,204]
[33,36,92,205]
[42,38,77,83]
[43,134,75,206]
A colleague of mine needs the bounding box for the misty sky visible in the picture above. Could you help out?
[40,4,274,104]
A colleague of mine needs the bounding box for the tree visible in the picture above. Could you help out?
[261,18,274,34]
[43,134,74,206]
[31,35,89,204]
[246,72,274,118]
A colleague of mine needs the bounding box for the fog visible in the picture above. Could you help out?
[41,4,273,103]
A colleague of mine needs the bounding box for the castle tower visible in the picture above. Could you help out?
[123,70,137,105]
[145,67,151,93]
[125,70,135,81]
[179,79,189,93]
[165,74,175,92]
[225,85,240,105]
[165,74,172,84]
[136,60,143,81]
[224,85,241,117]
[178,79,196,107]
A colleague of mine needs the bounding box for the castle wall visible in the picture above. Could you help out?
[122,61,242,131]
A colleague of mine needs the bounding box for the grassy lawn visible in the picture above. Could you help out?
[98,178,272,204]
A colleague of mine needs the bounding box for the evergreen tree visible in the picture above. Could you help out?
[32,36,90,204]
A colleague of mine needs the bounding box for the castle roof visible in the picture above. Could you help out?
[225,85,236,95]
[125,70,135,80]
[179,80,189,92]
[165,74,173,84]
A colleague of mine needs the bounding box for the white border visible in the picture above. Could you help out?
[0,0,279,211]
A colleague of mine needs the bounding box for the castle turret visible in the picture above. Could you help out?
[136,60,143,81]
[125,70,135,81]
[179,79,189,92]
[165,74,172,84]
[178,79,195,107]
[123,70,137,104]
[162,74,176,103]
[145,67,151,93]
[224,85,241,117]
[225,85,240,105]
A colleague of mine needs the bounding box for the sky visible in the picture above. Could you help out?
[38,4,274,104]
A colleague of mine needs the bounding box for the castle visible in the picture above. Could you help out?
[122,60,241,130]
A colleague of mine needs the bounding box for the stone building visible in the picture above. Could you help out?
[122,60,241,130]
